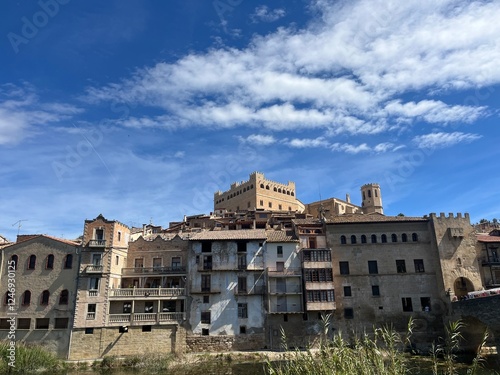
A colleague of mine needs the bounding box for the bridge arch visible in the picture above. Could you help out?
[453,276,475,298]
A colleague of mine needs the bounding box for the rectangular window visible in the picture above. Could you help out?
[237,242,247,252]
[17,318,31,330]
[240,325,246,334]
[260,200,264,206]
[201,311,211,324]
[202,328,209,336]
[203,295,209,304]
[277,246,283,258]
[134,258,143,268]
[372,285,380,296]
[85,328,94,334]
[396,259,406,273]
[35,318,50,329]
[54,318,69,329]
[142,325,152,332]
[238,277,247,293]
[115,255,119,266]
[414,259,425,273]
[145,301,154,313]
[118,231,121,242]
[238,254,247,269]
[402,297,413,312]
[201,275,211,292]
[123,302,132,313]
[269,202,272,208]
[420,297,431,311]
[238,303,248,318]
[368,260,378,274]
[339,261,350,275]
[344,308,354,319]
[172,257,181,268]
[201,242,212,253]
[0,319,10,329]
[89,277,100,291]
[153,257,162,270]
[343,286,352,297]
[92,253,102,266]
[87,303,96,320]
[203,255,212,270]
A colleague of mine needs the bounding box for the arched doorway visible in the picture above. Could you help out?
[454,276,475,298]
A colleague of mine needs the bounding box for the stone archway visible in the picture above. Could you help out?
[454,276,475,298]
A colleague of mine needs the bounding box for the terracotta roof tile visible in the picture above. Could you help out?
[266,230,299,243]
[477,235,500,243]
[189,229,267,241]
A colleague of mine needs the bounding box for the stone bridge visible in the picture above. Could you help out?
[452,294,500,355]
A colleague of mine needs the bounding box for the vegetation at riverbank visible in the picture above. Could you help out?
[267,316,494,375]
[0,341,65,373]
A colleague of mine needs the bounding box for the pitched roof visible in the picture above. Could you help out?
[326,213,427,224]
[292,218,323,225]
[477,235,500,243]
[15,234,79,247]
[189,229,267,241]
[266,230,299,243]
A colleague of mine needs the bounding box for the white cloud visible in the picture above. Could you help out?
[84,0,499,139]
[413,132,482,149]
[284,137,330,148]
[251,6,286,23]
[331,143,372,154]
[240,134,276,146]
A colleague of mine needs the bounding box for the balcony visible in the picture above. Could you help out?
[88,239,106,247]
[86,312,96,320]
[268,284,302,294]
[306,301,336,311]
[85,265,104,273]
[121,266,186,276]
[267,267,302,276]
[235,285,266,295]
[108,312,185,325]
[268,302,303,314]
[88,290,99,297]
[109,287,185,299]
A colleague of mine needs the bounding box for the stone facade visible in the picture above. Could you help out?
[0,235,79,358]
[214,171,304,213]
[186,333,265,352]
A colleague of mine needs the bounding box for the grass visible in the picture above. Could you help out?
[266,316,495,375]
[0,341,65,374]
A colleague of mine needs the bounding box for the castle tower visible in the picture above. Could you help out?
[361,183,383,214]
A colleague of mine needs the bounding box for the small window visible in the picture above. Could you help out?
[371,234,377,243]
[391,234,397,243]
[283,314,288,322]
[340,235,347,245]
[402,233,408,242]
[339,261,350,275]
[59,289,69,305]
[238,277,247,293]
[368,260,378,274]
[10,255,18,270]
[22,290,31,305]
[260,200,264,206]
[240,325,247,334]
[118,231,122,242]
[368,190,372,198]
[344,308,354,319]
[201,311,211,324]
[361,235,367,244]
[402,297,413,312]
[172,257,181,268]
[115,255,119,266]
[85,328,94,334]
[28,254,36,270]
[17,318,31,329]
[36,318,50,329]
[278,204,282,210]
[414,259,425,273]
[350,235,357,244]
[372,285,380,296]
[343,286,352,297]
[0,319,9,329]
[237,303,248,318]
[201,328,209,336]
[54,318,69,329]
[64,254,73,269]
[381,234,387,243]
[123,302,132,313]
[277,246,283,258]
[268,202,272,208]
[396,260,406,273]
[420,297,431,311]
[142,325,152,332]
[40,290,50,305]
[203,295,209,304]
[412,233,418,242]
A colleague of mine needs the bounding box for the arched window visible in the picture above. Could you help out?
[41,290,50,305]
[46,254,54,269]
[260,184,264,188]
[361,235,367,244]
[402,233,408,242]
[363,192,366,200]
[250,184,254,189]
[391,234,397,242]
[375,190,378,197]
[28,255,36,270]
[351,235,357,244]
[287,191,290,195]
[59,290,69,305]
[10,255,18,270]
[340,235,347,245]
[291,192,294,196]
[273,187,277,192]
[278,188,282,193]
[64,254,73,269]
[381,234,387,243]
[412,233,418,242]
[368,190,372,198]
[22,290,31,305]
[266,185,270,190]
[371,234,377,243]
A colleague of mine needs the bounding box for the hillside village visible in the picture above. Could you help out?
[1,171,499,360]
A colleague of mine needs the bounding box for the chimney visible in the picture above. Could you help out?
[346,193,350,203]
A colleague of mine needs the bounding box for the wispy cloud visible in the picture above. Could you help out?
[413,132,482,149]
[239,134,276,146]
[251,6,286,23]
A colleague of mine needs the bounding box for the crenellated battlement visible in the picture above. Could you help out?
[429,212,470,220]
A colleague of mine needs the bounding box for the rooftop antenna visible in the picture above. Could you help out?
[12,219,28,236]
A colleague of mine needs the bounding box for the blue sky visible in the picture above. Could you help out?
[1,0,499,241]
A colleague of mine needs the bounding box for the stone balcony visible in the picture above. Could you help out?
[109,287,185,299]
[121,266,186,276]
[88,239,106,247]
[107,312,185,325]
[85,265,104,273]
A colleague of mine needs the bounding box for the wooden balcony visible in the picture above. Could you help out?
[109,287,185,299]
[108,312,185,325]
[121,266,186,276]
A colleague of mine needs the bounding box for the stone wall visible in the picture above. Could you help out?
[69,324,185,360]
[186,333,265,352]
